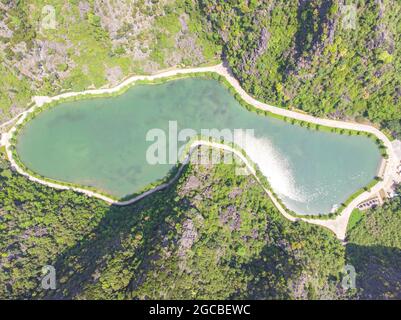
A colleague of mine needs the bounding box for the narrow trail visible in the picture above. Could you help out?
[1,63,398,241]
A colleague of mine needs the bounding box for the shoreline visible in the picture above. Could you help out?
[1,63,398,241]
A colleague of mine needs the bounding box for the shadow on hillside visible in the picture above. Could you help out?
[44,202,401,299]
[234,243,296,300]
[43,167,191,300]
[39,157,401,300]
[238,243,401,300]
[346,243,401,300]
[282,0,334,78]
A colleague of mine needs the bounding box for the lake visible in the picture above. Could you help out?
[16,78,382,215]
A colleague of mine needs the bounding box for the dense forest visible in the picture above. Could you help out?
[1,147,401,299]
[0,149,346,299]
[197,0,401,137]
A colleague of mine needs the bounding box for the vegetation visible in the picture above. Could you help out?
[0,151,110,298]
[197,0,401,138]
[1,148,349,299]
[347,187,401,247]
[347,209,363,233]
[0,0,220,122]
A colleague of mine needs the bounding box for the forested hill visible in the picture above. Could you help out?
[2,1,401,138]
[2,145,401,299]
[198,0,401,138]
[0,149,347,299]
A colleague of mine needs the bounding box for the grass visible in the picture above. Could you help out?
[0,65,33,120]
[347,209,364,233]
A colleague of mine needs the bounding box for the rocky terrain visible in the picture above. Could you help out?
[0,0,219,123]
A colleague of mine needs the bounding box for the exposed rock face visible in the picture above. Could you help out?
[12,40,75,84]
[93,0,156,61]
[166,13,205,67]
[219,205,241,231]
[178,219,198,256]
[239,27,270,76]
[105,66,123,85]
[228,187,243,199]
[367,23,395,53]
[183,175,201,192]
[0,19,13,38]
[78,1,91,20]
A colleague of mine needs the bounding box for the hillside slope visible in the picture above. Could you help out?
[1,143,400,299]
[0,0,220,123]
[347,191,401,299]
[198,0,401,137]
[0,148,347,299]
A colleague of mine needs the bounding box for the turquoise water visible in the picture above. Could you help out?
[16,78,382,215]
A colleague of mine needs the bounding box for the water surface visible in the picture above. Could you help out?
[16,78,382,214]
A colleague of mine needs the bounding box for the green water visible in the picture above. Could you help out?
[16,78,382,215]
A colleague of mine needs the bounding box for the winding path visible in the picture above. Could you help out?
[1,63,398,241]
